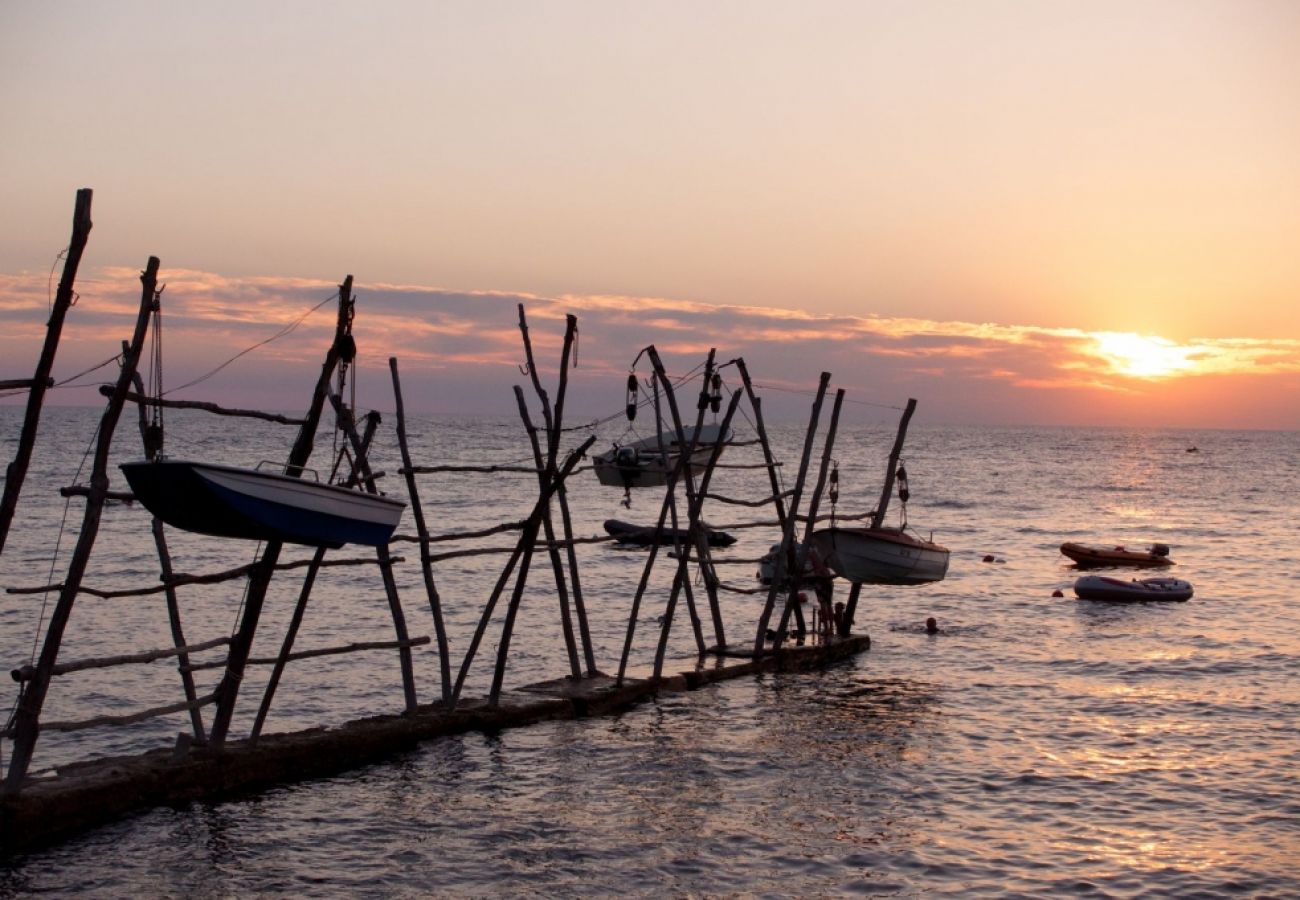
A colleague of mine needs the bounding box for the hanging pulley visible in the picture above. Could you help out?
[709,372,723,413]
[337,333,357,364]
[829,463,839,506]
[896,464,910,504]
[146,290,166,460]
[625,373,638,421]
[144,423,164,461]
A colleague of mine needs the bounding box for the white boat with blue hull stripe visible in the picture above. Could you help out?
[120,459,405,548]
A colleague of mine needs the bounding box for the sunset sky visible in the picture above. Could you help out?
[3,1,1298,428]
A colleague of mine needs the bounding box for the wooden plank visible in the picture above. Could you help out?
[5,556,399,598]
[187,637,432,674]
[0,378,54,391]
[99,387,303,424]
[3,694,218,737]
[9,636,231,682]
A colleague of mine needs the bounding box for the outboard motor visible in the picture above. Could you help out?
[615,445,640,507]
[614,446,639,469]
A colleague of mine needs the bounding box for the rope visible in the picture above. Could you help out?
[559,362,711,434]
[229,541,262,640]
[0,353,124,400]
[51,354,124,388]
[47,246,69,314]
[752,381,906,411]
[3,415,104,738]
[164,291,338,396]
[29,420,101,664]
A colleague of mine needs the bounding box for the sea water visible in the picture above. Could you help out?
[1,407,1297,897]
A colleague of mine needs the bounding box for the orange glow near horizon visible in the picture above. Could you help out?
[2,267,1298,428]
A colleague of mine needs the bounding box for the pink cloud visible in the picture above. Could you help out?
[3,266,1298,428]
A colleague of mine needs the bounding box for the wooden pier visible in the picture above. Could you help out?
[1,190,926,856]
[0,636,867,854]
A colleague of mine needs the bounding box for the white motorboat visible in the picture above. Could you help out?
[592,424,731,489]
[120,459,406,548]
[808,526,950,586]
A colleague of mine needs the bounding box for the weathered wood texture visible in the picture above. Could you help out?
[871,398,917,529]
[753,372,831,654]
[0,635,868,855]
[389,358,453,703]
[102,386,304,424]
[3,256,158,793]
[328,394,418,714]
[0,189,93,557]
[8,636,231,683]
[207,278,355,749]
[773,388,845,643]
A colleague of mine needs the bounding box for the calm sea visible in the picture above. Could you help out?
[1,406,1297,897]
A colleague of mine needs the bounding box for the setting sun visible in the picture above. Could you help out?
[1093,333,1197,379]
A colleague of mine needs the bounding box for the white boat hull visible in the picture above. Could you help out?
[121,460,405,548]
[808,527,950,586]
[593,424,730,488]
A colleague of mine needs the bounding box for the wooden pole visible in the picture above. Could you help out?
[617,350,719,682]
[517,309,594,673]
[653,387,743,676]
[330,396,418,714]
[105,387,303,424]
[647,347,716,650]
[679,388,738,649]
[208,277,355,749]
[490,346,596,700]
[389,358,452,703]
[0,189,93,558]
[842,399,917,637]
[558,483,597,676]
[840,582,863,637]
[514,308,578,669]
[735,356,805,638]
[514,387,582,679]
[614,362,696,683]
[124,365,206,740]
[753,372,830,654]
[248,546,326,745]
[549,319,596,674]
[451,520,535,703]
[774,388,845,644]
[651,376,705,654]
[871,398,917,529]
[735,359,789,528]
[4,256,157,793]
[487,528,538,705]
[614,458,679,685]
[652,384,707,658]
[153,518,208,740]
[449,439,594,704]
